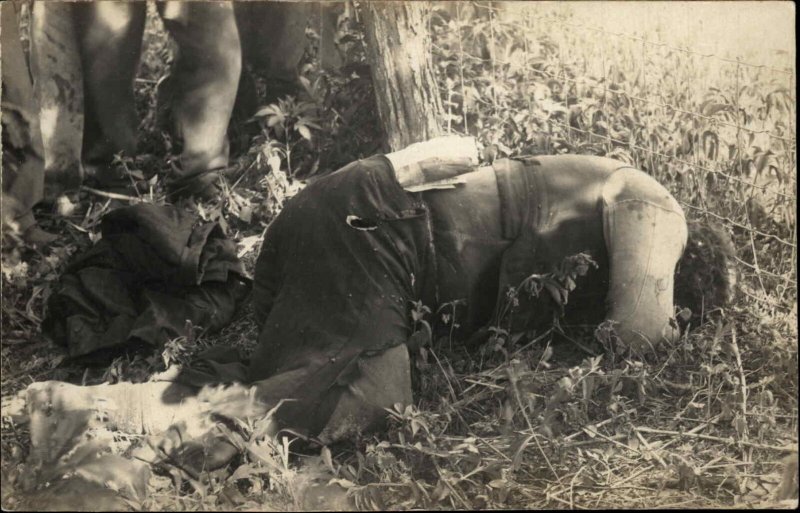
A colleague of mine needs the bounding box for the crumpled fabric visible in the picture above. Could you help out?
[43,204,251,357]
[174,345,249,387]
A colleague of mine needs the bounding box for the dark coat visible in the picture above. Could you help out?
[44,204,250,358]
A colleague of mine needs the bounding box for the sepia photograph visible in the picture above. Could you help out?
[0,0,797,510]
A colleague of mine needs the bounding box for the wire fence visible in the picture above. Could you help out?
[426,1,797,314]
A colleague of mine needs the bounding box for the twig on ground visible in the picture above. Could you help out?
[729,327,749,438]
[569,465,586,509]
[81,186,145,203]
[635,429,669,468]
[564,415,623,441]
[544,489,589,509]
[433,461,472,509]
[566,434,627,447]
[610,464,656,489]
[634,426,796,452]
[472,436,513,462]
[428,347,459,403]
[534,432,562,482]
[507,365,535,431]
[581,425,644,457]
[462,378,504,390]
[230,160,258,192]
[460,330,554,396]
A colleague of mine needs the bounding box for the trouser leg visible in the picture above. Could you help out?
[26,381,203,444]
[29,0,85,195]
[318,344,413,444]
[1,1,42,147]
[157,1,241,198]
[239,344,413,444]
[21,379,218,499]
[20,347,411,480]
[603,170,688,355]
[2,0,44,232]
[76,1,146,185]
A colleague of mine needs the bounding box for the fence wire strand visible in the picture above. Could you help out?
[429,2,797,312]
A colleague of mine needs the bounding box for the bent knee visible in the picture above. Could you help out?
[317,344,412,444]
[604,167,684,217]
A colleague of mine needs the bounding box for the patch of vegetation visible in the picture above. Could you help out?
[1,2,796,510]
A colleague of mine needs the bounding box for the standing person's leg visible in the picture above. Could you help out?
[29,0,85,195]
[77,1,146,189]
[157,1,241,199]
[1,0,47,240]
[601,168,688,356]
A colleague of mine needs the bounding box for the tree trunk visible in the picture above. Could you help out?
[362,1,444,151]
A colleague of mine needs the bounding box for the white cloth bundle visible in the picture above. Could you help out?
[385,135,480,192]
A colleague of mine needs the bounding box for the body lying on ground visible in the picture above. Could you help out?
[10,136,735,506]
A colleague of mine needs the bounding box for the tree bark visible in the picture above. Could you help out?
[362,1,444,151]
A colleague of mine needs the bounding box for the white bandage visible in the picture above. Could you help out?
[386,135,479,190]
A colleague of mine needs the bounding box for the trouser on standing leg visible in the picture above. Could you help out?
[2,0,45,233]
[76,1,145,187]
[158,1,241,199]
[29,0,84,195]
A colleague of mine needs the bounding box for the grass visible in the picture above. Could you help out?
[2,2,797,510]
